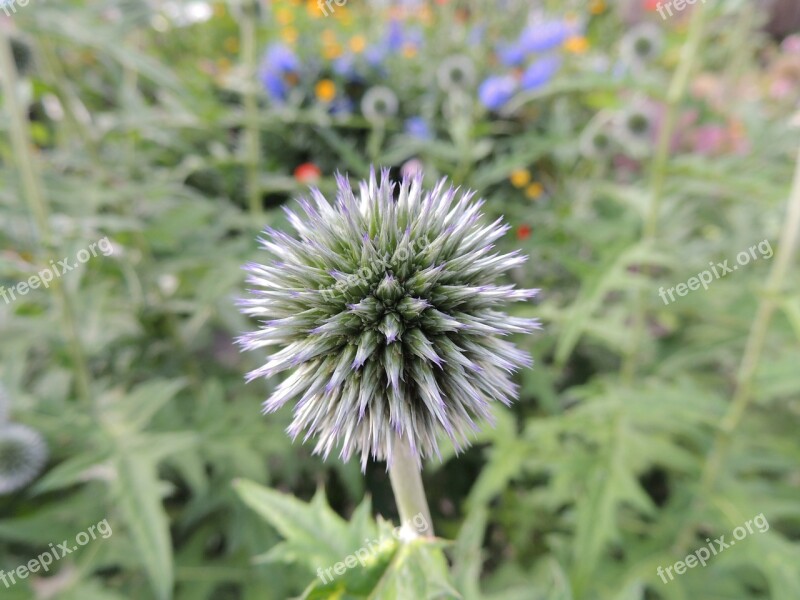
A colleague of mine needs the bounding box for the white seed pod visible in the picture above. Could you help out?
[361,86,400,123]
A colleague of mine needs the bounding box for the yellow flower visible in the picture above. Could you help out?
[213,3,226,17]
[564,36,589,54]
[349,35,367,54]
[223,37,239,54]
[282,27,299,45]
[322,29,337,44]
[323,42,344,60]
[276,7,294,25]
[315,79,337,103]
[510,169,531,188]
[306,0,323,18]
[525,182,544,199]
[402,43,418,59]
[589,0,606,15]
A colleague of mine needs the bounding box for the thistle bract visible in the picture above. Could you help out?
[239,170,539,469]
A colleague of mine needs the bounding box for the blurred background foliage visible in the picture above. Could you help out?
[1,0,799,598]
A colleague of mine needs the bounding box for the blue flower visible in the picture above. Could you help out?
[263,43,299,72]
[387,20,405,51]
[329,98,355,117]
[365,45,388,68]
[497,43,527,67]
[405,117,431,139]
[520,56,561,91]
[333,54,359,80]
[468,25,485,47]
[259,43,300,102]
[518,21,570,54]
[478,75,518,111]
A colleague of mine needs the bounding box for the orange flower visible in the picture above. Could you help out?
[589,0,606,15]
[315,79,337,102]
[564,36,589,54]
[276,7,294,25]
[402,44,418,59]
[525,183,544,200]
[510,169,531,188]
[323,42,344,60]
[349,35,367,54]
[282,27,298,45]
[517,224,532,240]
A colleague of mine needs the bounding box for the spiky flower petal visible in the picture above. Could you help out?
[238,169,539,469]
[0,423,48,495]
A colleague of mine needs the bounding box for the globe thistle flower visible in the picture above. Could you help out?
[580,117,616,159]
[620,23,664,67]
[520,56,561,91]
[436,55,477,92]
[0,423,48,495]
[613,101,656,157]
[238,169,539,470]
[361,86,399,123]
[478,75,518,111]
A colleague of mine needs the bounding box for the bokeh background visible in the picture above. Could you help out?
[1,0,799,598]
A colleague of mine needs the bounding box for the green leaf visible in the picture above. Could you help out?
[113,452,174,600]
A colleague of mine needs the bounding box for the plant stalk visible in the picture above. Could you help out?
[388,433,434,537]
[0,29,93,411]
[674,146,800,553]
[621,3,708,382]
[240,1,262,217]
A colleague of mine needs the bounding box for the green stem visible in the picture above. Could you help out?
[621,4,708,382]
[0,29,93,411]
[241,3,262,217]
[388,433,434,537]
[674,147,800,553]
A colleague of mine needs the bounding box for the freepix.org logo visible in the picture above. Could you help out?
[1,0,33,17]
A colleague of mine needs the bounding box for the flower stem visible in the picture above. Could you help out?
[621,3,708,382]
[388,433,434,537]
[674,147,800,553]
[240,2,262,217]
[0,29,93,412]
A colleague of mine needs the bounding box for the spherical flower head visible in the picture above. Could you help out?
[620,23,664,66]
[0,423,48,495]
[238,169,539,470]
